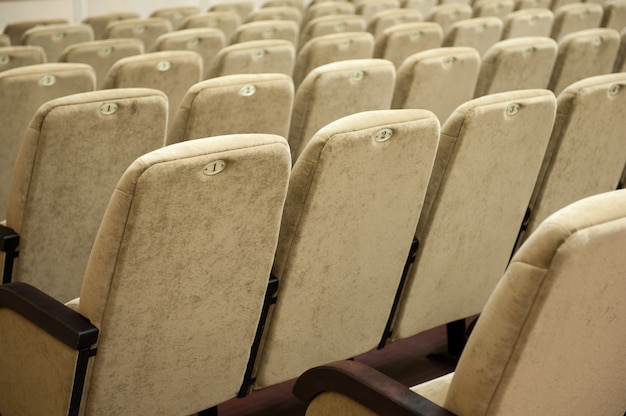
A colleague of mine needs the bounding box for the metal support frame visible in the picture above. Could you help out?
[1,225,19,284]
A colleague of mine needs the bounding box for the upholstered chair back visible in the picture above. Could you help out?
[82,12,140,40]
[209,1,256,22]
[501,8,555,39]
[0,34,9,47]
[167,73,294,145]
[5,88,167,302]
[515,0,551,9]
[246,6,303,25]
[303,2,357,28]
[181,11,242,44]
[0,63,95,219]
[548,27,620,95]
[252,109,440,391]
[104,17,173,51]
[2,18,68,46]
[373,21,444,68]
[614,27,626,72]
[474,36,558,97]
[473,0,516,19]
[264,0,306,10]
[205,39,296,78]
[21,23,94,62]
[442,16,504,56]
[550,2,604,40]
[289,58,395,162]
[425,3,473,34]
[389,89,557,342]
[357,0,402,24]
[59,38,144,89]
[293,31,375,88]
[601,0,626,30]
[392,47,481,122]
[0,45,46,72]
[233,20,300,46]
[299,14,367,50]
[404,0,439,16]
[366,8,424,40]
[150,6,202,30]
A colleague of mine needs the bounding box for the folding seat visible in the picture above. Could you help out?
[302,2,358,29]
[150,6,202,30]
[473,0,516,19]
[299,14,367,51]
[601,0,626,31]
[288,58,396,162]
[392,47,481,122]
[21,23,94,62]
[425,3,474,34]
[209,1,256,22]
[0,88,167,301]
[293,31,375,88]
[205,39,296,78]
[232,20,300,45]
[366,8,424,39]
[0,34,10,47]
[382,89,557,353]
[0,45,46,72]
[502,7,554,38]
[0,133,291,416]
[82,12,140,40]
[356,0,402,24]
[59,38,144,89]
[442,16,504,56]
[403,0,439,16]
[0,63,95,220]
[151,28,225,80]
[514,0,551,9]
[104,17,172,52]
[295,188,626,416]
[2,18,68,46]
[614,27,626,72]
[550,2,604,40]
[101,50,203,121]
[181,11,242,44]
[374,21,443,68]
[167,73,294,145]
[548,28,620,95]
[515,73,626,250]
[263,0,306,9]
[474,36,558,97]
[242,108,440,395]
[246,6,303,26]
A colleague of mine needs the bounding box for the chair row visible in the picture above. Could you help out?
[1,73,624,413]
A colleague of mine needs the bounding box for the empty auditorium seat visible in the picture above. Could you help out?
[2,18,68,46]
[0,45,46,72]
[366,8,424,40]
[232,20,300,45]
[150,6,201,30]
[104,17,172,52]
[374,21,444,68]
[82,12,140,40]
[601,0,626,31]
[21,23,94,62]
[403,0,439,16]
[473,0,516,19]
[550,2,604,41]
[442,16,504,56]
[303,2,358,29]
[181,11,242,44]
[205,39,296,78]
[299,14,367,50]
[263,0,305,10]
[356,0,402,24]
[425,3,473,34]
[246,5,303,25]
[502,7,555,38]
[515,0,551,10]
[209,1,256,22]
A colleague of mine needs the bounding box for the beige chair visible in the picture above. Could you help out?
[205,39,296,78]
[150,6,202,30]
[263,0,306,10]
[516,73,626,250]
[293,31,375,88]
[0,45,46,72]
[502,7,555,38]
[385,89,557,353]
[232,20,300,45]
[473,0,516,19]
[0,63,95,220]
[82,12,140,40]
[356,0,403,24]
[2,18,68,46]
[21,23,94,62]
[0,89,167,301]
[374,21,444,68]
[0,34,10,47]
[614,27,626,72]
[244,108,440,394]
[601,0,626,31]
[102,50,203,121]
[515,0,551,9]
[474,36,558,97]
[167,73,294,145]
[303,2,358,28]
[104,17,173,52]
[151,28,225,80]
[442,16,504,56]
[403,0,439,16]
[209,1,256,22]
[181,11,242,44]
[548,27,620,95]
[425,3,474,34]
[246,6,303,25]
[59,38,144,89]
[299,14,367,50]
[0,133,291,416]
[550,2,604,40]
[294,188,626,416]
[288,58,396,162]
[392,47,481,122]
[366,8,424,39]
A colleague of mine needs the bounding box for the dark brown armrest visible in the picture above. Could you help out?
[0,282,98,350]
[293,360,456,416]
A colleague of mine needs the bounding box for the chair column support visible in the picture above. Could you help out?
[68,346,97,416]
[0,225,19,284]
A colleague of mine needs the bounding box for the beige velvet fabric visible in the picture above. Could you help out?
[366,9,424,40]
[102,50,203,121]
[519,73,626,248]
[82,12,140,40]
[615,28,626,72]
[150,6,202,30]
[306,391,379,416]
[473,0,516,20]
[515,0,552,9]
[410,372,454,407]
[167,73,294,145]
[22,23,94,62]
[104,17,173,52]
[392,47,481,122]
[300,15,367,51]
[254,109,440,389]
[209,1,256,22]
[233,20,300,46]
[0,34,10,47]
[602,0,626,31]
[501,8,555,39]
[474,36,558,97]
[442,17,504,57]
[246,6,303,25]
[391,89,557,341]
[374,21,444,68]
[425,4,474,34]
[302,2,357,28]
[404,0,439,16]
[441,189,626,415]
[293,31,375,88]
[550,2,604,40]
[289,58,396,162]
[77,134,290,415]
[205,39,296,79]
[181,11,242,44]
[5,88,167,302]
[2,18,68,46]
[0,45,46,73]
[0,62,95,220]
[548,28,620,95]
[264,0,305,10]
[59,38,144,89]
[357,0,402,24]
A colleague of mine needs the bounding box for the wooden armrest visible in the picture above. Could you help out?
[293,360,456,416]
[0,224,19,252]
[0,282,98,350]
